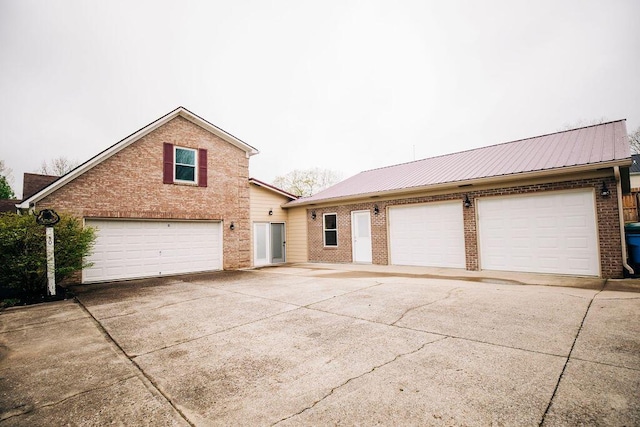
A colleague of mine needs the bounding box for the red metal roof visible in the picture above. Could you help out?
[288,120,630,206]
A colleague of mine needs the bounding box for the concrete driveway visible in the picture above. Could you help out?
[1,264,638,426]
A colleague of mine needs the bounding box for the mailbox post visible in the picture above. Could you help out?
[35,209,60,296]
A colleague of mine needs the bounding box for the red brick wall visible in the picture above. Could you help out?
[36,116,251,270]
[307,176,623,278]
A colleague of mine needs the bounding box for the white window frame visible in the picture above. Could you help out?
[323,213,338,247]
[174,146,198,184]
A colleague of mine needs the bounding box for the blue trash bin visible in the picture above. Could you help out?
[625,223,640,264]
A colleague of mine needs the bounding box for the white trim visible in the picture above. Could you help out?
[248,178,297,200]
[18,107,259,208]
[351,210,372,263]
[323,213,338,247]
[174,146,198,184]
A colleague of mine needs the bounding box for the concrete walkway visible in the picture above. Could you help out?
[1,264,638,425]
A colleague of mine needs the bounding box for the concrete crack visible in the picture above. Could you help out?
[132,306,299,358]
[271,336,448,426]
[391,287,461,326]
[303,281,386,308]
[0,375,136,422]
[538,289,602,426]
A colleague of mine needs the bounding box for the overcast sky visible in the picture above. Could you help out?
[1,0,639,198]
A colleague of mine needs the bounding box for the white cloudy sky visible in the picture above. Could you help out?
[1,0,639,198]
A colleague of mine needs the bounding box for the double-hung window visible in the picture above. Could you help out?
[323,213,337,247]
[174,147,197,184]
[163,143,207,187]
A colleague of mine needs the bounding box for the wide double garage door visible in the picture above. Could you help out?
[477,190,599,276]
[83,220,222,283]
[388,190,599,276]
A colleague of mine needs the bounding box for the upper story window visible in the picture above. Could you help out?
[323,213,337,247]
[175,147,197,183]
[163,142,208,187]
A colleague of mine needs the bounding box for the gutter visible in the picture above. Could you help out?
[615,166,634,275]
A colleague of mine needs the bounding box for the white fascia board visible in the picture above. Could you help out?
[178,108,259,156]
[18,107,259,208]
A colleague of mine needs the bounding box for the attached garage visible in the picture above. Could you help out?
[83,219,222,283]
[388,201,466,268]
[477,190,599,276]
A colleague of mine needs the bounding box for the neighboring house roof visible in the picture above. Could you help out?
[288,120,631,206]
[249,178,298,200]
[0,199,20,213]
[630,154,640,174]
[22,173,59,200]
[18,107,259,209]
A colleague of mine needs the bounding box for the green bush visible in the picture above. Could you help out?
[0,212,96,298]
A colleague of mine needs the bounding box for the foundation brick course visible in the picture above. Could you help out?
[36,116,251,270]
[307,175,623,279]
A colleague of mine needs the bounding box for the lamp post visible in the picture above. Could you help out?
[35,209,60,296]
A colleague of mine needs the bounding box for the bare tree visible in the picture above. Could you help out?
[560,117,608,131]
[629,126,640,154]
[38,157,79,176]
[0,160,14,199]
[273,168,342,197]
[0,160,13,181]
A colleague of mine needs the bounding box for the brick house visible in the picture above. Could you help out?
[18,107,259,283]
[284,120,633,279]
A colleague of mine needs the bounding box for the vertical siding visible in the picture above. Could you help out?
[285,207,308,263]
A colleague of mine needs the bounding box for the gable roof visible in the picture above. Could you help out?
[22,173,59,200]
[249,178,298,200]
[18,107,259,209]
[0,199,20,213]
[288,120,631,207]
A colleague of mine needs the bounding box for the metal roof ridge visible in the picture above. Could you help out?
[358,119,628,175]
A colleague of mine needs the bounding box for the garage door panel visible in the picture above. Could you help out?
[84,220,222,283]
[478,190,598,276]
[389,202,465,268]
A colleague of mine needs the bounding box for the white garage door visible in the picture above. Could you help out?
[389,201,466,268]
[83,220,222,283]
[477,190,599,276]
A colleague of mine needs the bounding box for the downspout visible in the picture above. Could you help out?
[615,166,634,275]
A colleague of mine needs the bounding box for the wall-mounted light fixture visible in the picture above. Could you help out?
[311,210,317,220]
[373,204,380,215]
[268,209,273,216]
[601,181,611,197]
[229,221,235,230]
[463,194,472,208]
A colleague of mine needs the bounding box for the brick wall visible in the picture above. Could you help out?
[307,176,623,278]
[37,116,251,270]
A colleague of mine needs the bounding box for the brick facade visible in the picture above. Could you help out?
[307,176,623,278]
[36,116,251,270]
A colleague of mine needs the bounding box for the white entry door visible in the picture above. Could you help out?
[83,220,222,283]
[388,201,466,268]
[253,222,286,266]
[352,210,372,263]
[477,190,599,276]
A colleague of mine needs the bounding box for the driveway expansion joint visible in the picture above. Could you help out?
[73,297,196,427]
[271,336,449,426]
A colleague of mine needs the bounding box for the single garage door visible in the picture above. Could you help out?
[388,201,466,268]
[477,190,599,276]
[83,220,222,283]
